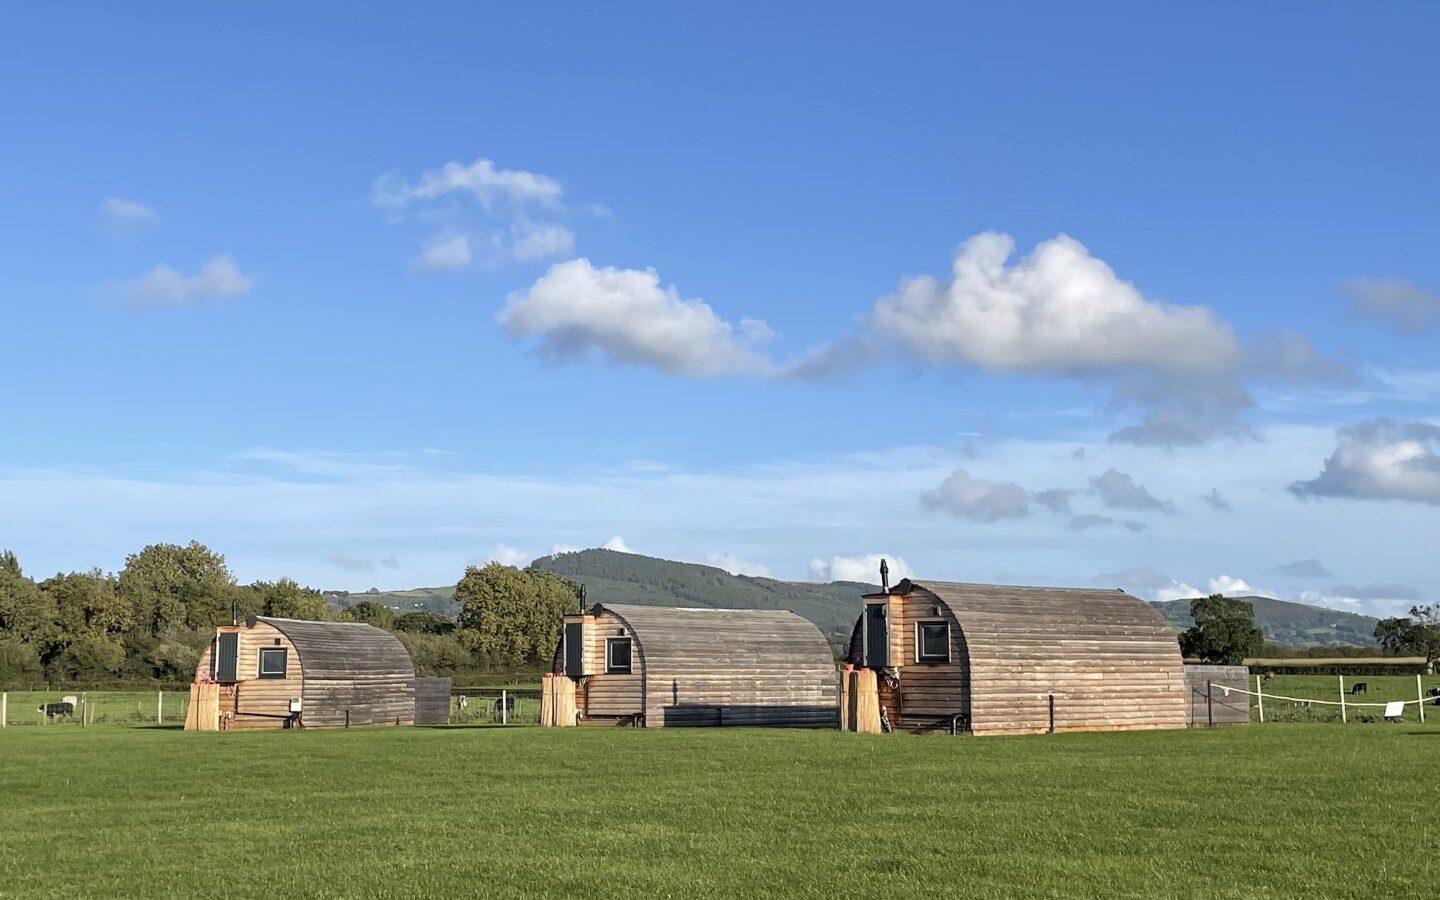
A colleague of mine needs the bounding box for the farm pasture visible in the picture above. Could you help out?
[2,722,1438,898]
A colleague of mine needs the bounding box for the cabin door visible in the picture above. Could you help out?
[563,622,585,677]
[215,633,239,682]
[864,603,889,668]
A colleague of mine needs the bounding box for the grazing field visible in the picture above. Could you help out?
[1249,674,1440,723]
[3,725,1439,898]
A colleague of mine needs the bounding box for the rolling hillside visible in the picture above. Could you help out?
[329,550,1381,649]
[1150,595,1378,647]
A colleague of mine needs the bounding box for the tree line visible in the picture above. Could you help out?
[0,543,580,687]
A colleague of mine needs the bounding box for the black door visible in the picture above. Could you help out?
[864,604,889,668]
[564,622,585,677]
[216,632,239,682]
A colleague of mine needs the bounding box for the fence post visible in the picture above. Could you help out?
[1,691,6,728]
[1206,680,1213,727]
[1338,675,1346,724]
[1419,674,1426,725]
[157,690,163,725]
[1255,675,1264,724]
[502,689,508,726]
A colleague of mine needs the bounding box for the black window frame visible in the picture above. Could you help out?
[916,621,950,663]
[258,646,288,679]
[605,637,632,675]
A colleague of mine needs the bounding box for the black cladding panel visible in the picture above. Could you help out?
[564,621,585,677]
[216,632,239,682]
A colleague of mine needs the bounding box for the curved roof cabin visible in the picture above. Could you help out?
[553,603,839,727]
[847,579,1187,735]
[193,616,416,730]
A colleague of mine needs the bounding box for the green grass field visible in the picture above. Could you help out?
[3,723,1439,898]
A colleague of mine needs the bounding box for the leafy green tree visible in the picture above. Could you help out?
[0,553,57,645]
[396,632,472,676]
[51,634,126,682]
[118,542,238,634]
[0,635,43,683]
[1179,594,1264,665]
[394,611,453,635]
[251,578,331,621]
[341,599,396,630]
[1375,606,1440,672]
[42,570,132,637]
[455,563,577,667]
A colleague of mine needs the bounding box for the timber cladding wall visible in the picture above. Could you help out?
[1183,664,1251,726]
[556,604,840,728]
[849,580,1189,736]
[193,616,416,730]
[412,677,452,726]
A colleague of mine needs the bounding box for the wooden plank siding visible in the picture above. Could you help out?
[193,617,416,730]
[412,677,452,725]
[195,622,302,730]
[851,580,1188,736]
[557,605,840,728]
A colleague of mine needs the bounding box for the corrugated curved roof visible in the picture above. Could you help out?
[598,604,834,676]
[256,616,415,680]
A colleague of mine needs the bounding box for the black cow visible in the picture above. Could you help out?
[38,702,75,719]
[493,695,516,715]
[1348,682,1368,695]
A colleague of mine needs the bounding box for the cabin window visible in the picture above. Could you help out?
[258,647,288,679]
[917,621,950,663]
[606,638,632,674]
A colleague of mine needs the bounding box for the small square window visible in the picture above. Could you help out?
[606,638,632,674]
[258,647,288,678]
[917,622,950,663]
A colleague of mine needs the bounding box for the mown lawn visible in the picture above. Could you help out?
[2,724,1438,898]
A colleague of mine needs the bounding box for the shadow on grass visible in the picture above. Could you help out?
[134,724,185,731]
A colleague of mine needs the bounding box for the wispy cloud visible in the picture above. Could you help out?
[114,255,252,309]
[99,196,159,236]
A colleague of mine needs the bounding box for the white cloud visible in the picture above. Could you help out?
[920,469,1030,522]
[413,235,471,271]
[371,158,562,211]
[1290,418,1440,505]
[500,258,775,377]
[601,535,633,553]
[1067,514,1146,533]
[372,157,576,268]
[808,553,911,585]
[1208,575,1254,596]
[100,197,159,234]
[511,222,575,261]
[1091,468,1175,512]
[116,255,253,309]
[705,552,771,578]
[489,543,530,566]
[870,232,1237,374]
[549,543,581,556]
[1341,277,1440,335]
[1152,581,1204,603]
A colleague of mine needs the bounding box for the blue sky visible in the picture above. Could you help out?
[2,4,1437,614]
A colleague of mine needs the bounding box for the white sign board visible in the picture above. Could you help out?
[1383,701,1404,719]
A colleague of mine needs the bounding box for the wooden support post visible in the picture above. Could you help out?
[501,689,508,726]
[157,690,163,725]
[838,666,851,731]
[1,691,6,728]
[1418,673,1426,725]
[1206,680,1213,727]
[1256,675,1264,724]
[1339,675,1346,724]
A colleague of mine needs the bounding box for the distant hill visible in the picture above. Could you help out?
[529,549,873,650]
[1150,595,1378,647]
[328,551,1381,650]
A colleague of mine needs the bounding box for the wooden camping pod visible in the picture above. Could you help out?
[846,580,1188,735]
[191,616,417,730]
[550,604,839,728]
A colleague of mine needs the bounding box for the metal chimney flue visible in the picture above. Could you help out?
[879,558,890,593]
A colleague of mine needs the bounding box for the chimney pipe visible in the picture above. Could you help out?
[231,599,239,626]
[578,583,587,615]
[879,558,890,593]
